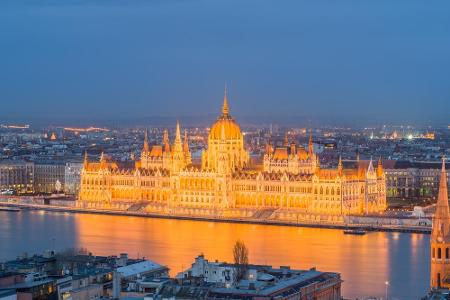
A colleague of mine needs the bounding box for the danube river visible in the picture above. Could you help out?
[0,210,429,299]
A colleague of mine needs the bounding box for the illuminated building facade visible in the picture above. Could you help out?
[430,158,450,290]
[79,91,386,219]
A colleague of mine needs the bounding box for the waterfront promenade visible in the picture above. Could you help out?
[0,197,431,234]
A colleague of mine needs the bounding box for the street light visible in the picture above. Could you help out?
[385,281,389,300]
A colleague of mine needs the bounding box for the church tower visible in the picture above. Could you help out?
[183,130,192,165]
[431,157,450,290]
[140,129,151,168]
[171,121,186,173]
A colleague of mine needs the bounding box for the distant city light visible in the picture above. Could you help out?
[1,124,30,129]
[64,126,109,132]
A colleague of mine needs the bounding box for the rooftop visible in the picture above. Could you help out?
[117,260,167,278]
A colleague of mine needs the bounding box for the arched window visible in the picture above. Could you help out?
[446,248,449,259]
[326,187,329,195]
[438,248,442,259]
[433,247,436,258]
[320,187,323,194]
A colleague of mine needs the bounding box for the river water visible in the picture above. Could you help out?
[0,210,429,299]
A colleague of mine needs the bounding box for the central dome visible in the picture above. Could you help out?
[209,90,242,140]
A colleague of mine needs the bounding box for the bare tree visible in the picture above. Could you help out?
[233,239,249,282]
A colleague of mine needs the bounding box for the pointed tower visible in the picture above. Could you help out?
[265,137,273,156]
[222,85,229,117]
[171,121,186,173]
[337,155,343,176]
[163,129,170,153]
[367,157,375,175]
[431,157,450,289]
[143,129,150,152]
[308,132,314,156]
[172,121,183,153]
[377,157,384,177]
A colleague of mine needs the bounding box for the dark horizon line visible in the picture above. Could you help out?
[1,114,448,130]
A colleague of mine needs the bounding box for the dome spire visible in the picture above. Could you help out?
[222,84,229,116]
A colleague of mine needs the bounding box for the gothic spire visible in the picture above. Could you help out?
[143,129,149,152]
[222,85,229,116]
[173,121,183,152]
[377,156,384,177]
[163,129,170,152]
[432,156,450,240]
[367,156,374,174]
[308,131,314,155]
[175,121,181,143]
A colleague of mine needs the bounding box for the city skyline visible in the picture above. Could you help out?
[1,1,450,299]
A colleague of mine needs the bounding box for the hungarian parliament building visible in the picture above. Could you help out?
[79,91,387,221]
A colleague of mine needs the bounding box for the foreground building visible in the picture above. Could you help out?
[423,158,450,299]
[165,255,342,300]
[79,91,386,219]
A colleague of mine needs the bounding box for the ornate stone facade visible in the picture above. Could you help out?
[79,91,386,218]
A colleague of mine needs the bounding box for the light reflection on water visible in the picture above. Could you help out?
[0,210,429,299]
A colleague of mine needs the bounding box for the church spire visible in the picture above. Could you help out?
[175,121,181,143]
[430,156,450,290]
[222,85,229,116]
[163,129,170,152]
[308,131,314,155]
[433,156,450,238]
[173,121,183,152]
[377,156,384,177]
[338,155,343,176]
[367,156,375,174]
[143,129,149,152]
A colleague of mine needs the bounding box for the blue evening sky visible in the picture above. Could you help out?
[1,0,449,126]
